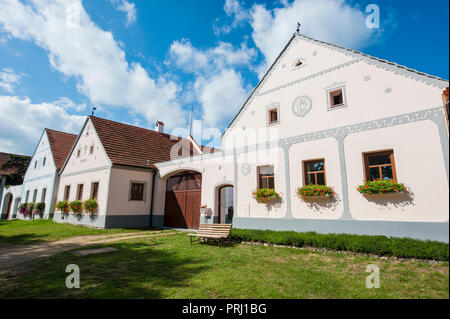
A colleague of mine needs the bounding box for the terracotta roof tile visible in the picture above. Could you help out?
[45,129,78,171]
[89,116,216,169]
[0,152,31,176]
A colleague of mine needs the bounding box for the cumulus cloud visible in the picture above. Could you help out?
[167,39,255,128]
[0,95,85,155]
[0,68,22,93]
[250,0,378,75]
[111,0,137,26]
[0,0,185,129]
[214,0,249,35]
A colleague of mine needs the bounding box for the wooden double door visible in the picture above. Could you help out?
[164,172,202,229]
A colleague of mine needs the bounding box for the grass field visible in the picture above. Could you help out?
[0,219,151,246]
[0,232,448,299]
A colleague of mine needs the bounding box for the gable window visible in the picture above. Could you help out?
[304,159,326,185]
[42,157,46,167]
[76,184,84,201]
[25,190,30,202]
[329,89,344,108]
[77,150,81,158]
[363,150,397,181]
[258,166,275,189]
[91,182,99,200]
[32,189,37,202]
[130,182,145,201]
[268,108,279,125]
[64,185,71,201]
[41,188,47,202]
[294,60,303,67]
[89,145,94,154]
[34,161,37,169]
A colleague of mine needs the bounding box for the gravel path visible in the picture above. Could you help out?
[0,230,177,272]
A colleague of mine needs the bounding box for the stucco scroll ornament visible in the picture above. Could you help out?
[241,163,251,176]
[292,95,312,117]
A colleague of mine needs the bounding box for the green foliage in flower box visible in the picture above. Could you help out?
[56,200,70,214]
[357,179,406,195]
[69,200,83,215]
[252,188,280,203]
[296,184,336,199]
[83,198,98,215]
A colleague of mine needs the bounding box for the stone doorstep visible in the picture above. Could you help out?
[73,247,118,256]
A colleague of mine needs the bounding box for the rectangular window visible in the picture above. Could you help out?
[363,150,397,181]
[329,89,344,108]
[304,159,326,185]
[130,182,145,201]
[41,188,47,202]
[34,161,37,169]
[25,190,30,202]
[64,185,71,201]
[76,184,84,201]
[42,157,46,166]
[268,108,279,124]
[32,189,37,202]
[91,182,99,200]
[258,166,275,189]
[77,150,81,158]
[89,146,94,154]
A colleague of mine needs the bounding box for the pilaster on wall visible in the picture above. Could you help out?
[429,111,449,185]
[279,142,293,219]
[334,130,353,220]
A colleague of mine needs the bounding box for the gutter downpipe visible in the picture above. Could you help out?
[149,167,157,228]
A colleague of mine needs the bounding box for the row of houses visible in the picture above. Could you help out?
[1,33,449,242]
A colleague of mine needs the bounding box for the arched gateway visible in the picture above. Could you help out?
[164,171,202,229]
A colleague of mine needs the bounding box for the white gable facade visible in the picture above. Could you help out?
[154,34,449,242]
[13,131,58,220]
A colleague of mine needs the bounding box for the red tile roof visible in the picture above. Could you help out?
[0,152,31,176]
[89,116,216,169]
[45,129,77,171]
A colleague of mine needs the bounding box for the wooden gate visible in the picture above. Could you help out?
[164,172,202,229]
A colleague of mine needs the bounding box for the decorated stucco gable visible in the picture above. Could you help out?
[60,118,112,176]
[222,33,448,144]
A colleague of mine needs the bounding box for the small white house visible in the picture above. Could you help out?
[10,129,77,220]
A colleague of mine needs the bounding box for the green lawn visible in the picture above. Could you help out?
[0,219,151,246]
[1,232,448,299]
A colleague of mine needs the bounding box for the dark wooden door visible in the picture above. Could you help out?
[164,172,201,229]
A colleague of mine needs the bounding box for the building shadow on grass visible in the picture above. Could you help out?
[1,241,211,298]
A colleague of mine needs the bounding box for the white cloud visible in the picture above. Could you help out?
[250,0,377,75]
[167,40,255,128]
[194,69,248,127]
[0,0,185,129]
[53,97,87,112]
[168,39,257,76]
[214,0,249,35]
[0,95,85,155]
[111,0,137,26]
[0,68,21,93]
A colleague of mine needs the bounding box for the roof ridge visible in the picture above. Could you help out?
[297,33,448,82]
[45,128,77,137]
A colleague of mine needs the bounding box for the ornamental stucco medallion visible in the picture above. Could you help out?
[241,163,251,176]
[292,95,312,117]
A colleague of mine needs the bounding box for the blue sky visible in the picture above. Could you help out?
[0,0,448,156]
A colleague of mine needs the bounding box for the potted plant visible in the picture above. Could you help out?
[296,184,336,200]
[83,198,98,216]
[18,202,27,214]
[357,179,406,196]
[33,202,45,217]
[69,200,83,216]
[252,188,280,204]
[25,202,35,219]
[56,200,70,216]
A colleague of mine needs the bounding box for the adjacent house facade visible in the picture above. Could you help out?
[152,33,449,242]
[53,116,215,228]
[8,129,77,220]
[0,152,31,219]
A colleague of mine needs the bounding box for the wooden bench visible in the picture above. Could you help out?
[188,224,232,247]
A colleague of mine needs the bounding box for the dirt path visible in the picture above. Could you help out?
[0,230,178,272]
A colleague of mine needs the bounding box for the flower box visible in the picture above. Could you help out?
[357,179,406,196]
[252,188,280,204]
[296,185,336,200]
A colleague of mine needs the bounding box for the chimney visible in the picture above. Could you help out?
[155,121,164,133]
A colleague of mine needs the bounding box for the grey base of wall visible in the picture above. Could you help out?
[53,213,152,229]
[152,214,165,227]
[233,217,449,243]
